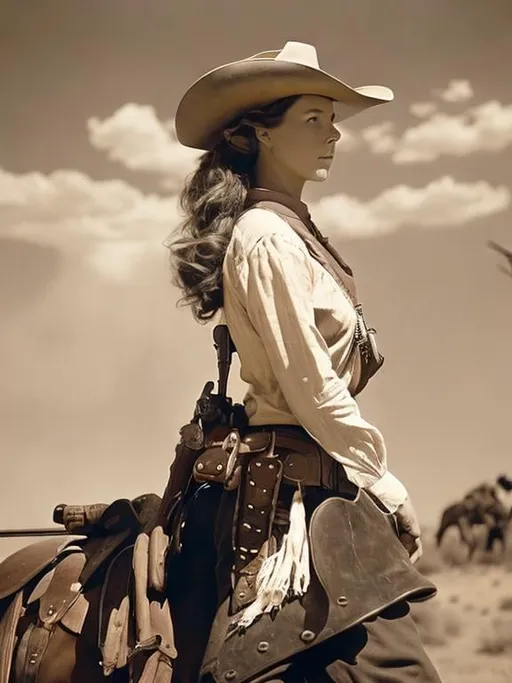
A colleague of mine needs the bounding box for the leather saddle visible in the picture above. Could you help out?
[0,493,168,682]
[0,493,163,609]
[75,493,163,586]
[53,495,152,536]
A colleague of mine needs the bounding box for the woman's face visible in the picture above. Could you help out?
[256,95,341,183]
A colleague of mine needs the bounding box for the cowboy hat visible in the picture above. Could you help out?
[175,40,394,151]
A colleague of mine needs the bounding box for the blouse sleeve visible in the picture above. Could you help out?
[244,231,408,513]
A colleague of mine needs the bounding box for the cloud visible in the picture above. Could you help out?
[2,98,510,285]
[361,122,397,155]
[0,167,180,279]
[87,240,156,282]
[334,124,361,151]
[87,104,201,191]
[310,176,510,238]
[362,101,512,163]
[435,79,474,103]
[0,238,63,314]
[2,165,509,278]
[409,102,437,118]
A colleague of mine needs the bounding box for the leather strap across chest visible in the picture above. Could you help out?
[245,190,358,307]
[243,189,384,396]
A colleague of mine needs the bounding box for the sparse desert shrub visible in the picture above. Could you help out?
[479,550,503,566]
[498,596,512,612]
[478,616,512,655]
[411,602,447,646]
[443,607,463,637]
[437,528,470,566]
[415,541,445,576]
[410,600,464,646]
[503,526,512,571]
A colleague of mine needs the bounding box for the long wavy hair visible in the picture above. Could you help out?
[166,95,301,323]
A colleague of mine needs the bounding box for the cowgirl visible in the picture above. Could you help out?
[167,41,443,683]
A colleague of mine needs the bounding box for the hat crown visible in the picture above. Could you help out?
[247,41,320,69]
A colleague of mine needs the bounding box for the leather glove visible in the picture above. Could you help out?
[395,496,423,564]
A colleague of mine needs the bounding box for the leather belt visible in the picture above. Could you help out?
[191,423,357,497]
[247,425,355,495]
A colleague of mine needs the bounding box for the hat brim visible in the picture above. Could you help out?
[175,59,393,151]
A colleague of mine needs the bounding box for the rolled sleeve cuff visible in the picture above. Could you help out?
[367,470,408,513]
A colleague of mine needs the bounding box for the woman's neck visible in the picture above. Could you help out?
[254,158,304,201]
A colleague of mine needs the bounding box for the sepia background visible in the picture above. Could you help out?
[1,1,512,678]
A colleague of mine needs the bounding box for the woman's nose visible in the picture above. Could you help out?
[328,124,341,143]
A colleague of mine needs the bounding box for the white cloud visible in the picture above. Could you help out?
[87,104,201,191]
[1,140,509,286]
[310,176,510,238]
[361,122,397,155]
[0,167,181,279]
[409,102,437,118]
[435,79,474,103]
[87,240,155,282]
[334,124,361,151]
[361,101,512,164]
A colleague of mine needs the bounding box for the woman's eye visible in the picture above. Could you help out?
[307,116,319,123]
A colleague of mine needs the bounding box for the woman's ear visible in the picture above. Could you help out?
[253,126,272,148]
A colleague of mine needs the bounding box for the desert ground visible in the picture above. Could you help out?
[411,525,512,683]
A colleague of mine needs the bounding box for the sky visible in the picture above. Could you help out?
[1,0,511,556]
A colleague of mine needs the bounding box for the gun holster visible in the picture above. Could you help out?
[192,430,273,491]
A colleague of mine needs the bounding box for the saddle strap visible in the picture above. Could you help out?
[148,526,169,593]
[138,650,173,683]
[14,620,52,683]
[99,534,177,673]
[102,595,130,676]
[39,550,86,626]
[0,591,23,683]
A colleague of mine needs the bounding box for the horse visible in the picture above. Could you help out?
[435,475,512,561]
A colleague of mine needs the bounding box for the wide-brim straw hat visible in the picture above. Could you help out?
[175,41,394,151]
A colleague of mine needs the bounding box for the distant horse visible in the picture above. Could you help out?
[435,475,512,560]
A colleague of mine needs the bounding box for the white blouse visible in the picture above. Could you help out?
[222,205,408,514]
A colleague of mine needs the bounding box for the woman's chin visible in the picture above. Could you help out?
[311,167,330,182]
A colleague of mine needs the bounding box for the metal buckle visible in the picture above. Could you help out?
[223,430,241,485]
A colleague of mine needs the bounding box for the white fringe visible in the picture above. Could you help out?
[234,487,310,630]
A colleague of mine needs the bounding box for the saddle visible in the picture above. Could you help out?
[53,494,161,586]
[0,492,174,683]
